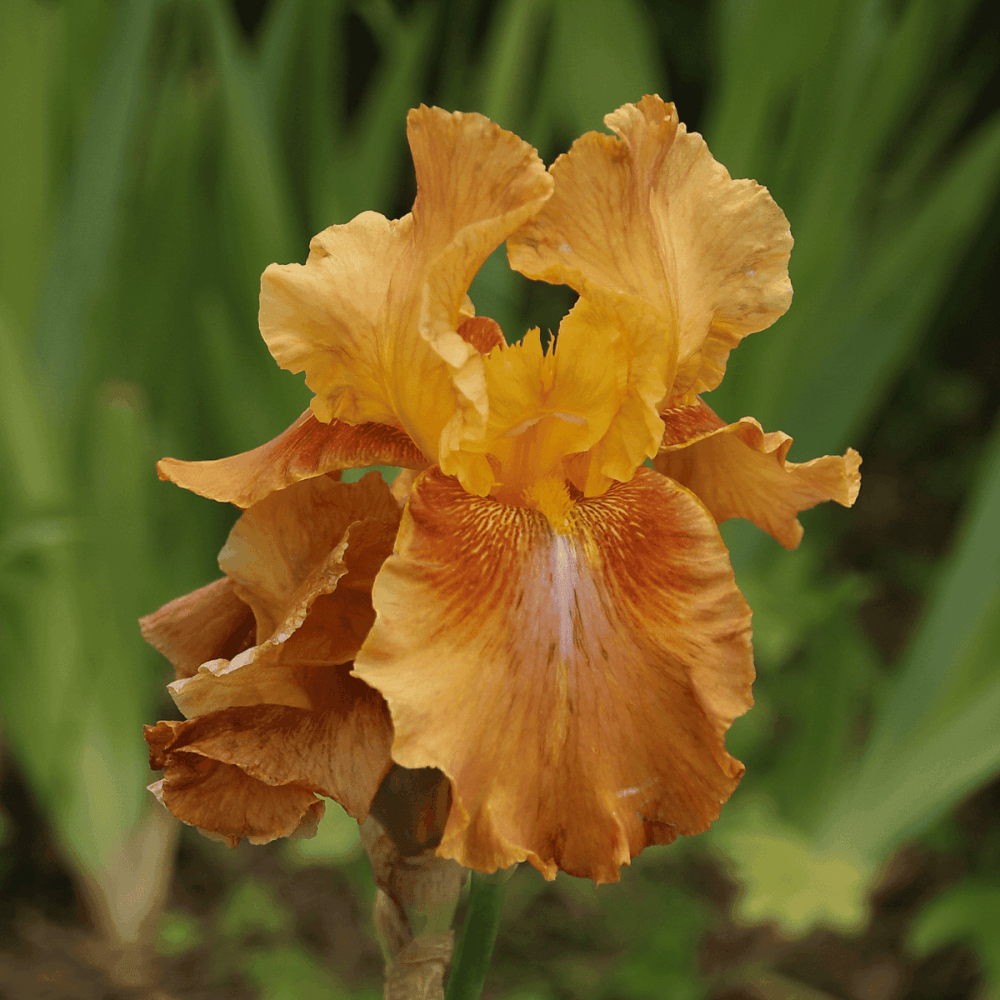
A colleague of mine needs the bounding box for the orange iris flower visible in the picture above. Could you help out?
[144,97,859,883]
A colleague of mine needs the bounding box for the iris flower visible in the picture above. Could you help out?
[145,98,859,884]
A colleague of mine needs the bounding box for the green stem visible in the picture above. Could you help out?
[444,868,513,1000]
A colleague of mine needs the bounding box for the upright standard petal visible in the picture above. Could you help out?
[158,410,427,508]
[259,107,552,464]
[508,94,792,404]
[655,398,862,549]
[353,467,753,883]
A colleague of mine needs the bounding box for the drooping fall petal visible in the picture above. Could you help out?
[148,766,322,849]
[145,677,393,844]
[157,410,427,508]
[353,467,753,883]
[508,94,792,404]
[259,107,552,465]
[655,398,862,549]
[166,472,400,719]
[219,471,400,640]
[139,576,254,680]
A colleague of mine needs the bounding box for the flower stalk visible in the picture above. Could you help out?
[444,867,515,1000]
[363,767,466,999]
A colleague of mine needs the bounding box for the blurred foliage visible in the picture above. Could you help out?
[1,0,999,996]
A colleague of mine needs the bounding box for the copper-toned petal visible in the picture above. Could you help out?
[147,675,393,833]
[157,410,427,508]
[148,759,323,848]
[508,94,792,403]
[456,315,505,354]
[169,646,311,718]
[655,398,862,549]
[219,471,400,641]
[140,577,255,680]
[353,467,753,883]
[169,474,401,719]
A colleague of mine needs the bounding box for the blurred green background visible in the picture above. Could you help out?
[1,0,999,997]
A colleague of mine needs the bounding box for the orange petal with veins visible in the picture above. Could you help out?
[148,764,323,848]
[168,473,400,719]
[655,398,861,549]
[139,577,254,680]
[158,410,426,508]
[146,670,393,843]
[353,467,753,883]
[219,471,400,641]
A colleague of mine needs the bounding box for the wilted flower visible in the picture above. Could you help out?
[142,471,399,845]
[145,98,859,884]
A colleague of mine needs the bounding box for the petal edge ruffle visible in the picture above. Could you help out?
[353,467,752,883]
[157,410,427,508]
[655,398,862,549]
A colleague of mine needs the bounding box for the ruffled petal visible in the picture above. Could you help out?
[447,316,626,498]
[447,290,670,500]
[260,212,411,428]
[148,765,323,848]
[157,410,427,508]
[219,471,400,640]
[508,94,792,403]
[259,107,552,464]
[655,398,862,549]
[169,473,401,718]
[353,467,752,883]
[139,577,254,680]
[146,680,393,842]
[557,289,669,495]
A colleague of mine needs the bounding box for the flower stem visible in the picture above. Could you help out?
[444,867,513,1000]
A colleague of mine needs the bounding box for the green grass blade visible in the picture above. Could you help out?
[327,1,436,220]
[34,0,158,412]
[476,0,551,134]
[0,0,60,334]
[205,0,301,301]
[540,0,663,143]
[817,415,1000,858]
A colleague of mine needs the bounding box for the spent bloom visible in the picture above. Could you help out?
[144,97,859,885]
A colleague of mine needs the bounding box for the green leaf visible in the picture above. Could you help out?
[220,878,294,939]
[705,0,1000,459]
[475,0,551,134]
[34,0,158,412]
[327,0,437,221]
[246,944,368,1000]
[815,415,1000,857]
[157,910,204,957]
[206,0,301,297]
[0,303,65,507]
[0,0,60,333]
[713,802,872,936]
[537,0,663,148]
[780,110,1000,458]
[283,800,361,866]
[908,880,1000,988]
